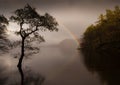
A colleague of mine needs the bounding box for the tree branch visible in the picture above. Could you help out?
[26,25,38,37]
[20,19,24,38]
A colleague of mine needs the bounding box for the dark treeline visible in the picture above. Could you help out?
[80,6,120,85]
[81,6,120,51]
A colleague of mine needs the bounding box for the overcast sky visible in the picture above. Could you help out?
[0,1,120,85]
[0,0,120,44]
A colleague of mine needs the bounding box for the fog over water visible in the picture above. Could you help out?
[0,39,101,85]
[0,0,120,85]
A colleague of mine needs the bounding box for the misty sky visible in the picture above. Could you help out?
[0,0,120,85]
[0,0,120,44]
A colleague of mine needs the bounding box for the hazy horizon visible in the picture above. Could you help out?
[0,0,120,85]
[1,0,120,44]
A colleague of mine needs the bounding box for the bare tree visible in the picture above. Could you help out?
[10,4,58,85]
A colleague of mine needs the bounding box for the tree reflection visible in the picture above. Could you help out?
[10,68,45,85]
[0,65,8,85]
[81,47,120,85]
[0,64,45,85]
[23,68,45,85]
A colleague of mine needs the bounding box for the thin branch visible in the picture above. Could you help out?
[26,25,38,37]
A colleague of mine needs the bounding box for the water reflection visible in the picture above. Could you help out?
[0,63,8,85]
[0,60,44,85]
[0,39,101,85]
[81,47,120,85]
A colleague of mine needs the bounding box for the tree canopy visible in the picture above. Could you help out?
[81,6,120,51]
[10,4,58,58]
[0,15,9,53]
[9,4,59,85]
[80,6,120,85]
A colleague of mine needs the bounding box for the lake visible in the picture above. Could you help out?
[0,39,110,85]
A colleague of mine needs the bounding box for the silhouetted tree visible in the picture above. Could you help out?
[0,15,9,53]
[10,4,58,85]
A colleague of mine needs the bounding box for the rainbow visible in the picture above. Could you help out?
[57,20,80,46]
[47,20,80,79]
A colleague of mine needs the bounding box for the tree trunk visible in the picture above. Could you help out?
[17,37,25,85]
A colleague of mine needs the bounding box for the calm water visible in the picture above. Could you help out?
[1,39,118,85]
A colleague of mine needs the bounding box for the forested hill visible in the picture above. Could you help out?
[81,6,120,52]
[80,6,120,85]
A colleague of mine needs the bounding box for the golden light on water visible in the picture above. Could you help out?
[0,56,13,68]
[5,58,12,67]
[4,56,17,70]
